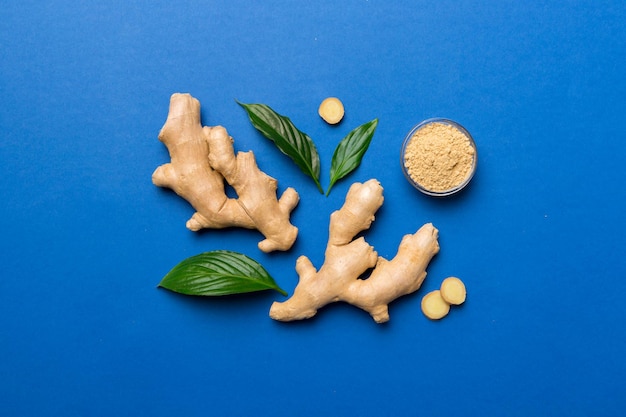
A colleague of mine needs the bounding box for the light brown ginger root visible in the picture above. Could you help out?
[152,93,299,252]
[269,179,440,323]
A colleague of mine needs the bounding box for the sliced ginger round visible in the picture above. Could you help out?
[440,277,466,305]
[421,290,450,320]
[318,97,344,124]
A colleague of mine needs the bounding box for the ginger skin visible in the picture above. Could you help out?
[153,93,299,252]
[269,179,440,323]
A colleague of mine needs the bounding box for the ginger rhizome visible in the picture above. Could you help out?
[269,179,440,323]
[153,93,299,252]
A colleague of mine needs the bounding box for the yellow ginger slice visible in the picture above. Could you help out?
[440,277,466,305]
[421,290,450,320]
[318,97,344,124]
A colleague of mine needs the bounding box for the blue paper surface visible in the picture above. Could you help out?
[1,1,625,416]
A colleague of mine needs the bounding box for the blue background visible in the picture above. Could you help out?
[2,1,625,416]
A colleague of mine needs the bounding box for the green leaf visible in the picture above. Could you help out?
[158,250,287,296]
[326,119,378,196]
[237,101,323,193]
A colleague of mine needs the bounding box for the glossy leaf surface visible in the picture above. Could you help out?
[238,101,323,193]
[327,119,378,195]
[158,250,287,296]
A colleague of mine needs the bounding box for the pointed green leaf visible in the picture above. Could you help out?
[237,101,323,193]
[326,119,378,196]
[158,250,287,296]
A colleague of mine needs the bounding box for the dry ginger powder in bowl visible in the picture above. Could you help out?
[403,121,476,195]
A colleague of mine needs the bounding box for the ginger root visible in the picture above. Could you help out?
[153,93,299,252]
[269,179,440,323]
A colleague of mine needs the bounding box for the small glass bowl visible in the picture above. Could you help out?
[400,118,477,197]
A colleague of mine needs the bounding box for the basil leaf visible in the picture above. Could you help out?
[237,101,323,193]
[326,119,378,196]
[158,250,287,296]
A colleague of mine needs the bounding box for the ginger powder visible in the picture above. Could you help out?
[402,120,476,195]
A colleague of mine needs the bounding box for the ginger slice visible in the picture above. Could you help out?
[270,179,440,323]
[440,277,466,305]
[421,290,450,320]
[318,97,345,124]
